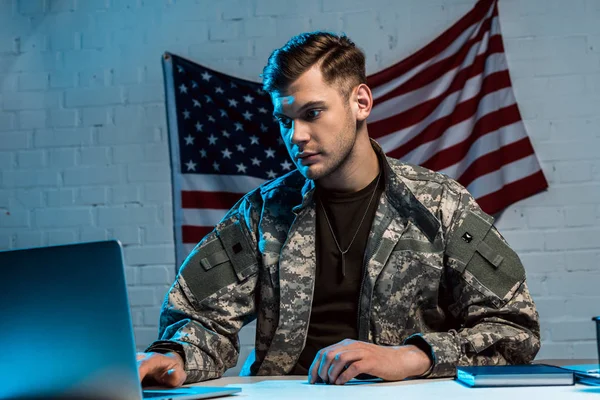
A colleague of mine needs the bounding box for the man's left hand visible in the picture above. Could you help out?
[308,339,432,385]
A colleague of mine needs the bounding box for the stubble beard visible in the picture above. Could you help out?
[308,113,358,182]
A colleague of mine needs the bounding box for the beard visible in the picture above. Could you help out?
[304,113,358,181]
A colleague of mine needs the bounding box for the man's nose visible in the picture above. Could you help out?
[290,120,310,145]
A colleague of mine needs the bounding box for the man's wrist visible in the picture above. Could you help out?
[147,344,187,370]
[403,344,433,377]
[165,351,185,369]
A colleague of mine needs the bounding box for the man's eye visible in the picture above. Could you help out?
[277,117,292,128]
[306,109,321,120]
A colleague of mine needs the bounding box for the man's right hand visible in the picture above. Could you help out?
[137,352,187,388]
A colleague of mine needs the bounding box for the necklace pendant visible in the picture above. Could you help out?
[341,254,346,278]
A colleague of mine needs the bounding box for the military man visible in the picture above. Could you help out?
[137,31,540,387]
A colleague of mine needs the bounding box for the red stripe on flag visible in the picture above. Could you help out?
[457,137,535,188]
[181,190,243,210]
[420,103,521,171]
[384,70,512,160]
[374,18,501,105]
[476,171,548,215]
[368,0,496,87]
[370,38,505,139]
[182,225,213,244]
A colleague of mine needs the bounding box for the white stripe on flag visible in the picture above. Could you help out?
[183,208,229,227]
[377,84,515,155]
[180,173,267,193]
[466,154,542,199]
[370,12,497,100]
[369,34,503,123]
[437,121,528,178]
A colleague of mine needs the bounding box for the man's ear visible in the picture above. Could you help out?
[355,83,373,122]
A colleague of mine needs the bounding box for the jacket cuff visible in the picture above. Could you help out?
[146,340,222,384]
[145,340,187,369]
[403,332,461,378]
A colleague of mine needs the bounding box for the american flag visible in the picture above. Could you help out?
[164,0,547,265]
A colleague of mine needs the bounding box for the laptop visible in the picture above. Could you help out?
[0,240,241,400]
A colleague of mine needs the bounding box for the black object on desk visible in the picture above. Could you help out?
[595,316,600,368]
[456,364,575,387]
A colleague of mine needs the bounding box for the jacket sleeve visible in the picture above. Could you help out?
[145,195,262,383]
[404,187,541,378]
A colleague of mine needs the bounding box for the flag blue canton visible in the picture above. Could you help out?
[172,56,293,180]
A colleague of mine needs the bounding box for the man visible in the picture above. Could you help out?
[137,32,540,387]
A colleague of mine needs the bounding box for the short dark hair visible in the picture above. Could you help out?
[261,31,366,99]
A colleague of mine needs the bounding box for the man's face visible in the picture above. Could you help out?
[271,65,357,181]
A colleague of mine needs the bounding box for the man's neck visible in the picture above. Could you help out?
[317,134,380,193]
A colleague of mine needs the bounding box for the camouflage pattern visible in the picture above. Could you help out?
[147,140,540,383]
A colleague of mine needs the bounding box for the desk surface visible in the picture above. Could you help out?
[185,360,599,400]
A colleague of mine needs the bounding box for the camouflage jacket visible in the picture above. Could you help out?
[147,142,540,383]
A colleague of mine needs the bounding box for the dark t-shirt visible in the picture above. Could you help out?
[290,171,384,374]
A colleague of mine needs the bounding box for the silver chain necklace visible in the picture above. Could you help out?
[317,172,381,278]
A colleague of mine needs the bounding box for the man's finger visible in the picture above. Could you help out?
[334,360,367,385]
[327,350,362,384]
[159,367,187,387]
[309,340,361,384]
[308,350,323,384]
[138,362,151,382]
[317,349,342,384]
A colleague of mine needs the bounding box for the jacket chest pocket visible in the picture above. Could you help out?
[372,239,444,345]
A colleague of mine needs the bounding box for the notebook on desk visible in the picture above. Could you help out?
[456,364,575,387]
[0,240,241,400]
[560,364,600,386]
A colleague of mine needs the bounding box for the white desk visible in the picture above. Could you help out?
[187,372,598,400]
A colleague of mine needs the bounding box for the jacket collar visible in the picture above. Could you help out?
[291,139,440,242]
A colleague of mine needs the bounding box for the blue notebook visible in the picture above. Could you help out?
[456,364,575,387]
[560,364,600,386]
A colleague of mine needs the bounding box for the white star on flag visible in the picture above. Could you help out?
[222,148,232,159]
[192,99,201,107]
[207,134,218,145]
[199,149,207,158]
[281,160,292,171]
[236,144,246,153]
[201,71,212,81]
[243,94,254,103]
[195,122,203,132]
[184,135,194,145]
[267,170,277,179]
[265,148,275,158]
[236,163,247,173]
[179,84,188,93]
[242,111,253,121]
[251,157,261,166]
[228,99,238,107]
[234,122,243,131]
[249,135,259,145]
[183,109,190,119]
[185,160,196,171]
[212,161,220,171]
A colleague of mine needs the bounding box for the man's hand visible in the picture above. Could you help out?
[137,352,187,387]
[308,339,432,385]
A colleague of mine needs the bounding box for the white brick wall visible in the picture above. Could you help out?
[1,0,599,376]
